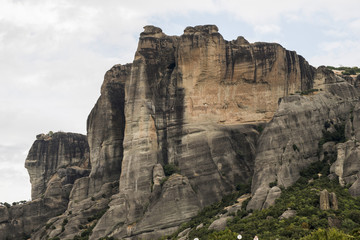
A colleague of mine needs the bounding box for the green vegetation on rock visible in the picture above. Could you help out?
[163,163,180,176]
[326,66,360,76]
[162,159,360,240]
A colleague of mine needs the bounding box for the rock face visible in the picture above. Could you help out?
[247,81,359,210]
[89,25,314,239]
[1,132,90,240]
[5,25,360,240]
[86,64,128,196]
[25,132,90,200]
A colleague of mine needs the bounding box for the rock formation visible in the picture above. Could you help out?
[1,132,90,240]
[2,24,360,240]
[89,25,313,239]
[319,190,338,211]
[247,80,359,210]
[25,132,90,200]
[320,189,331,210]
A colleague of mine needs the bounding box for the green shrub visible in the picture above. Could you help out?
[300,228,354,240]
[87,208,108,222]
[269,180,278,188]
[163,163,179,176]
[254,124,264,133]
[208,228,239,240]
[293,144,300,152]
[3,202,10,208]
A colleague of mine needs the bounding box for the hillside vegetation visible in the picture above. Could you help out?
[326,66,360,75]
[163,159,360,240]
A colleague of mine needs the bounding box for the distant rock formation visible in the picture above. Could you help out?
[25,132,90,200]
[1,132,90,240]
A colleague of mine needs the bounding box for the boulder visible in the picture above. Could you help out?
[208,216,233,231]
[279,209,297,219]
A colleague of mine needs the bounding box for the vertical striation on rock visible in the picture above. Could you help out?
[25,132,90,200]
[86,64,129,196]
[1,132,90,240]
[90,25,316,239]
[320,189,330,210]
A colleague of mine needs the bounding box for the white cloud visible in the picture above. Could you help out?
[254,24,281,35]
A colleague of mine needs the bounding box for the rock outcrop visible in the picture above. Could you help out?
[89,25,314,239]
[247,80,359,210]
[319,190,338,210]
[279,209,297,219]
[25,132,90,200]
[320,189,331,210]
[208,216,233,231]
[1,132,90,240]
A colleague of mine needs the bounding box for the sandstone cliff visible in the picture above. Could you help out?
[89,25,315,239]
[1,132,90,240]
[4,25,356,240]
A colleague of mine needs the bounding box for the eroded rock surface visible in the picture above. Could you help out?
[247,81,359,210]
[1,132,90,240]
[5,25,360,240]
[25,132,90,200]
[89,25,315,239]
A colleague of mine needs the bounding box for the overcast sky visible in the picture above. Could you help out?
[1,0,360,203]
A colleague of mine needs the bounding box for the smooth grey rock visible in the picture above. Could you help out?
[349,176,360,197]
[279,209,297,219]
[87,64,128,196]
[330,139,360,188]
[7,25,360,240]
[263,186,282,209]
[178,227,191,238]
[248,81,359,210]
[208,216,233,231]
[196,223,204,230]
[108,174,201,240]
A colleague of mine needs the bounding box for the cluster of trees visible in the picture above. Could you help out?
[0,200,27,208]
[326,66,360,76]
